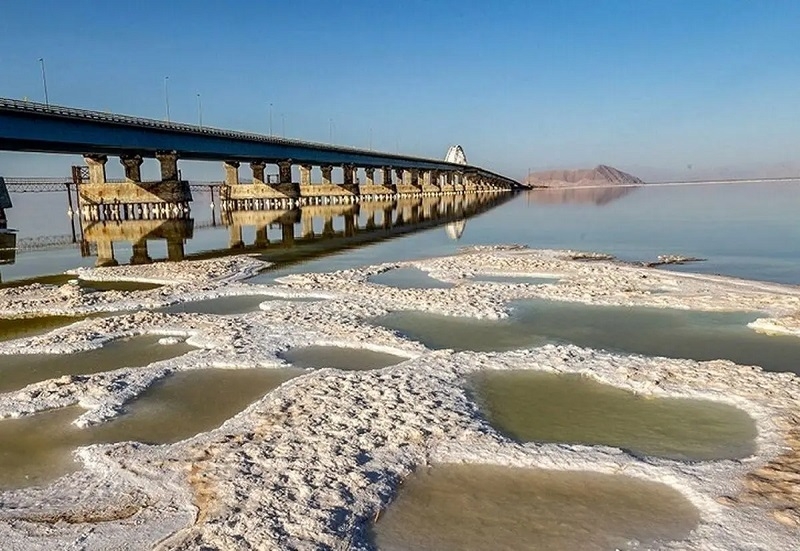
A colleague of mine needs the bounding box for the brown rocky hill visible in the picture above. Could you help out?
[525,165,645,187]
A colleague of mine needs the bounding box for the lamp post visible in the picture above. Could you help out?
[38,58,49,106]
[164,76,171,122]
[269,103,273,136]
[281,113,285,137]
[196,93,203,128]
[329,118,334,143]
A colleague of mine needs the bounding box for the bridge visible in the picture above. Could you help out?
[0,98,522,220]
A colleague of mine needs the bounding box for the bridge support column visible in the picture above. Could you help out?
[321,165,333,186]
[250,161,266,185]
[364,167,375,186]
[299,165,312,186]
[84,154,108,185]
[342,165,355,185]
[278,161,293,184]
[382,167,395,191]
[224,161,240,186]
[156,151,179,181]
[120,154,143,183]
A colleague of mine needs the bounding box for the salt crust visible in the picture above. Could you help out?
[0,247,798,550]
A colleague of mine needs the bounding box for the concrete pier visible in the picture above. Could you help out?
[78,150,192,221]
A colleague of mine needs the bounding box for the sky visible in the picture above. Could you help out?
[1,0,799,181]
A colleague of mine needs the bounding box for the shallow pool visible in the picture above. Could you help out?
[0,367,300,490]
[158,294,317,315]
[376,299,800,373]
[280,345,406,371]
[470,370,756,460]
[0,335,196,394]
[368,267,452,290]
[372,463,700,551]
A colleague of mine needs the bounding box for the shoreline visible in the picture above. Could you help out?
[0,247,798,549]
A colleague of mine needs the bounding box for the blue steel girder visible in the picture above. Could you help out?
[0,98,520,186]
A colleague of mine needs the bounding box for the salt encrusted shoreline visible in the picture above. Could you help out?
[0,247,798,550]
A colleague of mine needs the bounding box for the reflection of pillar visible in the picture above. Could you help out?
[167,238,185,261]
[364,167,375,186]
[342,165,354,185]
[344,214,356,236]
[156,151,179,181]
[84,154,108,184]
[251,161,267,185]
[96,240,118,266]
[383,205,393,228]
[321,165,333,186]
[255,226,269,247]
[224,161,240,185]
[278,161,293,184]
[281,222,294,245]
[365,212,376,230]
[301,211,314,238]
[130,239,152,264]
[322,214,335,236]
[119,154,143,182]
[300,165,312,185]
[229,224,244,248]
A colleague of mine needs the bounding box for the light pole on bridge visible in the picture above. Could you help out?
[38,58,49,107]
[269,103,273,136]
[164,76,171,122]
[197,93,203,129]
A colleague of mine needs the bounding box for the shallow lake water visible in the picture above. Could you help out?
[0,314,86,342]
[280,345,406,371]
[376,299,800,373]
[0,367,301,490]
[470,371,756,460]
[368,267,452,290]
[372,463,700,551]
[0,335,196,393]
[157,294,316,315]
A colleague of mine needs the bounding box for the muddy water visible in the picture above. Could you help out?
[372,464,700,551]
[0,314,86,342]
[0,368,300,490]
[158,294,317,315]
[280,345,406,371]
[471,371,756,460]
[368,267,452,289]
[376,299,800,373]
[0,335,195,393]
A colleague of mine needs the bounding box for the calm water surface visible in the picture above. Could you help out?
[2,183,799,285]
[0,335,195,393]
[372,464,700,551]
[470,371,756,460]
[377,299,800,373]
[0,367,300,489]
[280,345,406,371]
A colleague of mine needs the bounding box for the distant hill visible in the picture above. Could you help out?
[525,165,644,188]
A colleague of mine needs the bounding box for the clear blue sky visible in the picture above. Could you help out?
[1,0,799,180]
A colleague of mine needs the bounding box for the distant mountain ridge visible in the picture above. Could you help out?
[526,165,644,187]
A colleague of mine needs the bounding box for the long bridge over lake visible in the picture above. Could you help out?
[0,97,522,220]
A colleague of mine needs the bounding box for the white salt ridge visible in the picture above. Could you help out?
[0,247,798,549]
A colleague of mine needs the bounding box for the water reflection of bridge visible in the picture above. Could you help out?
[82,192,512,268]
